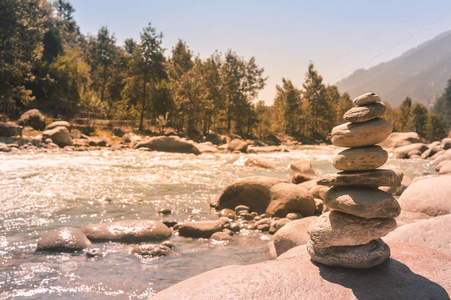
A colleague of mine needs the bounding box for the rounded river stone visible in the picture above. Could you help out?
[307,238,390,268]
[317,169,401,187]
[81,220,171,243]
[36,227,91,252]
[324,186,401,218]
[307,211,397,248]
[333,146,388,171]
[353,92,380,106]
[331,118,393,148]
[343,102,386,123]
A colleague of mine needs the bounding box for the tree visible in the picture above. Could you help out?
[273,78,301,135]
[0,0,48,116]
[433,78,451,130]
[123,23,166,131]
[409,103,428,138]
[221,50,266,134]
[302,63,330,141]
[87,26,123,115]
[426,113,448,141]
[397,97,412,131]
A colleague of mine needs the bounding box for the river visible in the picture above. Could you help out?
[0,146,436,299]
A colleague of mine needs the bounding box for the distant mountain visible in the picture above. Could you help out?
[336,30,451,108]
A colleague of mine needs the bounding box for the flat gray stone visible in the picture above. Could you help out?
[307,238,390,268]
[308,211,397,248]
[333,146,388,171]
[324,186,401,218]
[317,169,401,187]
[331,118,393,148]
[343,102,386,123]
[352,92,380,106]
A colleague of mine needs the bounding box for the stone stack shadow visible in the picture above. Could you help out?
[307,92,402,268]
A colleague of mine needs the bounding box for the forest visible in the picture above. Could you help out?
[1,0,450,143]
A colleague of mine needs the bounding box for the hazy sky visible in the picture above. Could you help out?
[72,0,451,105]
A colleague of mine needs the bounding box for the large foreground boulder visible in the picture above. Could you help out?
[17,109,46,130]
[384,214,451,256]
[217,176,288,214]
[152,243,450,299]
[397,175,451,216]
[36,227,91,252]
[42,126,72,147]
[81,220,171,243]
[134,136,200,155]
[0,122,22,137]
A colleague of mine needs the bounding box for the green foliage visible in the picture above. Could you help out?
[433,78,451,129]
[0,0,49,116]
[3,0,448,142]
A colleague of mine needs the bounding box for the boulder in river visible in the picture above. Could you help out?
[17,109,46,130]
[227,139,248,153]
[0,122,22,137]
[36,227,91,253]
[42,126,72,147]
[216,176,288,214]
[134,135,201,155]
[81,220,171,243]
[45,121,71,131]
[266,182,316,218]
[378,132,420,150]
[152,243,451,300]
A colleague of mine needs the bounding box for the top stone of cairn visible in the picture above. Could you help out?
[353,92,380,106]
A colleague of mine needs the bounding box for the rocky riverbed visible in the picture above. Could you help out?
[2,144,449,299]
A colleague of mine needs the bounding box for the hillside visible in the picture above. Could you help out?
[336,30,451,108]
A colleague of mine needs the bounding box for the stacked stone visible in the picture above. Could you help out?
[307,92,401,269]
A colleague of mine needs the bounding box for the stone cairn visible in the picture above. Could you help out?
[307,92,402,268]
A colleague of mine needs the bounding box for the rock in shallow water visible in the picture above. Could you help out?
[81,220,171,243]
[331,118,393,148]
[307,211,397,248]
[324,186,401,218]
[177,220,225,238]
[317,169,401,187]
[307,238,390,269]
[333,146,388,171]
[36,227,91,252]
[131,244,173,257]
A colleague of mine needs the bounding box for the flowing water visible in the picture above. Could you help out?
[0,146,437,299]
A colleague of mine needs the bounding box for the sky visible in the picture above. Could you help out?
[72,0,451,105]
